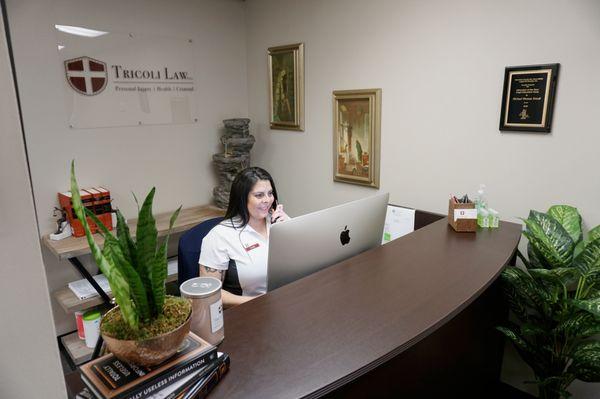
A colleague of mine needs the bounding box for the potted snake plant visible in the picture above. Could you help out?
[498,205,600,399]
[70,161,191,366]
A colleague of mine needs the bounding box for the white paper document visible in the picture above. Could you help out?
[68,274,112,300]
[382,205,416,244]
[167,257,178,277]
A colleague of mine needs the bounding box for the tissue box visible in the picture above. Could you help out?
[448,199,477,232]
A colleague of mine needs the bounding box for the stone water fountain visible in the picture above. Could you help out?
[212,118,255,209]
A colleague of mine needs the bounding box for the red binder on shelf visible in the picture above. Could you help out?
[58,186,113,237]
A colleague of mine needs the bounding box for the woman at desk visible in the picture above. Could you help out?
[199,167,289,307]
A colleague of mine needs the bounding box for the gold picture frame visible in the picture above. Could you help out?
[333,89,381,188]
[268,43,304,131]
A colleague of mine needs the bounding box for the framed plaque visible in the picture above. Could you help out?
[499,63,559,132]
[268,43,304,131]
[333,88,381,188]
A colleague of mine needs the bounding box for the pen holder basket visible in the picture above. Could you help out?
[448,199,477,232]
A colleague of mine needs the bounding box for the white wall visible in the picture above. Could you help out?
[6,0,248,334]
[0,4,66,398]
[244,0,600,396]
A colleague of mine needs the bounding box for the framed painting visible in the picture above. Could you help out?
[333,88,381,188]
[268,43,304,131]
[499,63,559,132]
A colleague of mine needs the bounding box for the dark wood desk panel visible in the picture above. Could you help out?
[212,219,521,399]
[326,277,509,398]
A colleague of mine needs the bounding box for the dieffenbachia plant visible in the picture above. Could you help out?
[498,205,600,399]
[70,161,180,331]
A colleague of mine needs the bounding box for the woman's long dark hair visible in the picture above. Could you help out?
[224,167,279,227]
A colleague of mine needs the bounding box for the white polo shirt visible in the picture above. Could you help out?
[199,218,270,296]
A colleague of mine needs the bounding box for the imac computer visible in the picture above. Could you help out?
[267,192,389,291]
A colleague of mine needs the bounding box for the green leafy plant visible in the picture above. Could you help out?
[70,161,186,337]
[498,205,600,399]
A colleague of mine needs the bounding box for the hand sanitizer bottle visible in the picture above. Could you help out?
[478,208,490,228]
[475,184,488,228]
[488,208,499,228]
[475,184,487,211]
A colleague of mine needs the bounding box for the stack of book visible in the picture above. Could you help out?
[76,332,230,399]
[58,187,113,237]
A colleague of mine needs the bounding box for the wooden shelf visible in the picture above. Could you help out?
[55,259,180,313]
[55,287,107,314]
[61,331,93,366]
[42,205,224,260]
[46,204,224,314]
[54,273,179,313]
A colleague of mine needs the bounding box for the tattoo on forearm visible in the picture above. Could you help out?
[202,265,225,281]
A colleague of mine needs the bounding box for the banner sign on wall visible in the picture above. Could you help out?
[56,27,198,128]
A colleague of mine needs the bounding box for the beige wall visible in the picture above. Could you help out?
[246,0,600,229]
[0,5,66,398]
[244,0,600,396]
[6,0,248,334]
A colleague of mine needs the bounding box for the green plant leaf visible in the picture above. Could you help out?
[115,209,136,270]
[151,245,167,317]
[521,322,545,337]
[529,267,579,305]
[536,376,575,399]
[529,267,579,290]
[83,208,119,248]
[576,225,600,261]
[82,208,109,240]
[523,211,574,269]
[70,161,138,330]
[150,206,181,315]
[497,326,530,353]
[569,341,600,382]
[102,238,151,322]
[588,271,600,292]
[580,321,600,337]
[135,188,158,314]
[572,297,600,318]
[501,266,551,317]
[497,326,546,377]
[502,277,529,321]
[574,237,600,280]
[547,205,582,244]
[574,240,586,260]
[527,242,551,269]
[132,191,140,212]
[556,311,600,338]
[588,225,600,244]
[84,205,152,323]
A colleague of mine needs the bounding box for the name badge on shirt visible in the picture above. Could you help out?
[245,243,260,252]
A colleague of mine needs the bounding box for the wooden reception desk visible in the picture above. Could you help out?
[211,213,521,398]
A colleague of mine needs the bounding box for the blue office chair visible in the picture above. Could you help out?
[177,217,224,288]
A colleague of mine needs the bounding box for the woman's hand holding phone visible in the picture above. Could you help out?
[270,203,289,223]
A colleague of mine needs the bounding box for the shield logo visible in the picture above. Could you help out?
[64,56,108,96]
